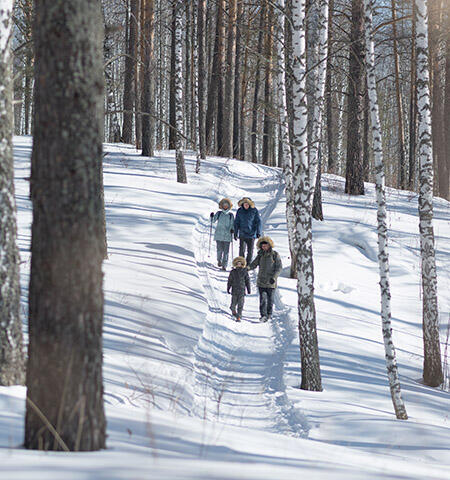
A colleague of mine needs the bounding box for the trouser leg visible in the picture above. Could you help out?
[222,241,230,268]
[259,287,268,317]
[230,294,239,314]
[245,238,254,265]
[266,288,275,316]
[237,295,245,317]
[239,239,246,258]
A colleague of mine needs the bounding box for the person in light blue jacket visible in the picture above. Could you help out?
[210,198,235,270]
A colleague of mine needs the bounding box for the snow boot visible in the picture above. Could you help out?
[236,316,241,322]
[259,316,267,323]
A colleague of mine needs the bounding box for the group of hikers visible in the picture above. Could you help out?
[210,197,282,323]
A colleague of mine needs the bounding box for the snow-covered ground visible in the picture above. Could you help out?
[0,135,449,479]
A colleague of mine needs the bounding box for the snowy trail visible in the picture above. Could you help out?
[191,158,307,435]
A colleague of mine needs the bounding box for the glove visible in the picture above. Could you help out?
[230,229,234,234]
[256,234,261,238]
[234,234,238,241]
[269,278,275,285]
[227,290,231,294]
[210,212,214,218]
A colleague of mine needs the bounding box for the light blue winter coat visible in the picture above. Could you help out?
[213,210,234,242]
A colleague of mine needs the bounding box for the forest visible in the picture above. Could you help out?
[0,0,449,478]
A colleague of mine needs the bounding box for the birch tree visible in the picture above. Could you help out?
[174,0,187,183]
[0,0,25,386]
[26,0,106,450]
[415,0,443,387]
[292,0,322,391]
[196,0,207,164]
[364,0,408,419]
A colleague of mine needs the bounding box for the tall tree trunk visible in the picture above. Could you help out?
[391,0,407,189]
[0,0,25,386]
[216,0,226,155]
[345,0,365,195]
[262,1,274,166]
[276,0,297,279]
[135,0,142,150]
[251,6,265,163]
[364,0,408,419]
[197,0,207,161]
[122,0,138,144]
[409,0,418,190]
[169,0,177,150]
[233,0,243,158]
[26,0,106,450]
[174,0,187,183]
[415,0,444,387]
[292,0,323,391]
[325,0,335,173]
[443,0,450,200]
[141,0,155,157]
[222,0,238,157]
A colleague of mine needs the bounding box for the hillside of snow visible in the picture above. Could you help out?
[0,136,449,479]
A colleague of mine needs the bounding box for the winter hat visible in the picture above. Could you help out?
[237,197,255,208]
[256,236,274,249]
[232,256,247,268]
[219,198,233,210]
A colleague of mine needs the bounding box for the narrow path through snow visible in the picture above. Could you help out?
[191,158,307,436]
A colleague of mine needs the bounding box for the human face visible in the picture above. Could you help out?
[223,202,229,210]
[237,261,243,267]
[243,202,249,209]
[261,243,270,251]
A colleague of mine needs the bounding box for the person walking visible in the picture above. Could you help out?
[234,197,261,266]
[210,198,234,270]
[248,236,282,322]
[227,256,251,322]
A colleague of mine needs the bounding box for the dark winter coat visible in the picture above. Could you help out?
[227,267,251,296]
[248,237,282,289]
[234,206,261,239]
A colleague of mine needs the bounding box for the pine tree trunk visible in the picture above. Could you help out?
[444,1,450,200]
[391,0,407,189]
[292,0,323,391]
[222,0,237,158]
[135,0,142,150]
[197,0,207,161]
[345,0,365,195]
[169,1,177,150]
[364,0,408,419]
[174,0,187,183]
[26,0,106,451]
[0,0,25,387]
[141,0,155,157]
[251,6,265,163]
[233,0,243,158]
[415,0,444,387]
[216,0,226,155]
[262,1,274,166]
[122,0,138,144]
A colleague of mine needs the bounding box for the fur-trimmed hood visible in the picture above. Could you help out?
[256,236,274,249]
[232,256,247,268]
[219,198,233,210]
[237,197,255,208]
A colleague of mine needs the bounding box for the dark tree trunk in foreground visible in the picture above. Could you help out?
[0,0,25,386]
[26,0,106,451]
[345,0,365,195]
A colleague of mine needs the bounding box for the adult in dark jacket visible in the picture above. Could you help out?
[234,197,261,266]
[248,236,282,322]
[227,256,251,322]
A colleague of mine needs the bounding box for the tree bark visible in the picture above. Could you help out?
[409,0,418,190]
[345,0,365,195]
[364,0,408,419]
[26,0,106,450]
[0,0,25,387]
[415,0,443,387]
[122,0,138,144]
[141,0,155,157]
[197,0,207,161]
[292,0,323,391]
[262,1,274,166]
[169,0,177,150]
[443,0,450,200]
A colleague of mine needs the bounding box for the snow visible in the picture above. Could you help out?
[1,135,449,479]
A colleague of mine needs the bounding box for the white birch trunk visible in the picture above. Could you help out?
[306,0,329,204]
[292,0,322,391]
[276,0,296,278]
[364,0,408,419]
[0,0,25,386]
[174,0,187,183]
[415,0,443,387]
